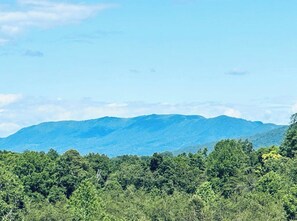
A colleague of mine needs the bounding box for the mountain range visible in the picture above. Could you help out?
[174,126,288,155]
[0,114,287,156]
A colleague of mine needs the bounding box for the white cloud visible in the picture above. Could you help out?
[224,108,241,118]
[0,123,21,137]
[0,0,115,44]
[0,25,21,35]
[0,94,22,107]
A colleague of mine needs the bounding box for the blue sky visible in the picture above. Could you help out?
[0,0,297,137]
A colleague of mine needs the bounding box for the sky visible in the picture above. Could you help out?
[0,0,297,137]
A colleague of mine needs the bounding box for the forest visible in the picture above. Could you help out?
[0,114,297,221]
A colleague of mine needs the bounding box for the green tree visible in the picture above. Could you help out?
[150,153,163,172]
[85,153,111,185]
[280,113,297,158]
[0,167,25,220]
[206,140,250,197]
[47,186,67,204]
[13,151,55,198]
[283,185,297,220]
[69,180,108,221]
[190,182,217,220]
[24,201,72,221]
[214,192,286,221]
[55,150,91,197]
[256,171,285,195]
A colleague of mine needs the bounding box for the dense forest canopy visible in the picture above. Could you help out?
[0,114,297,220]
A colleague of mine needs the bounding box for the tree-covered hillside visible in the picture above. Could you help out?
[175,126,288,154]
[0,114,296,220]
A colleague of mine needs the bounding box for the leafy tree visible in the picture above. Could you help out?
[280,113,297,158]
[206,140,250,197]
[69,180,108,221]
[47,149,59,160]
[256,171,285,195]
[214,192,286,221]
[47,186,67,204]
[55,150,91,197]
[282,185,297,220]
[149,153,163,172]
[24,201,72,221]
[0,167,25,220]
[13,151,55,197]
[85,153,111,185]
[190,182,217,220]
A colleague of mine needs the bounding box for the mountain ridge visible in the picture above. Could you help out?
[0,114,285,156]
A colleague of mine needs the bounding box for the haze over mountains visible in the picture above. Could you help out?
[0,114,286,156]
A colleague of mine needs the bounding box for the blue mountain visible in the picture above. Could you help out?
[0,114,284,156]
[174,126,288,155]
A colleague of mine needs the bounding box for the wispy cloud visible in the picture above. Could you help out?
[129,69,141,74]
[0,0,116,45]
[23,49,43,57]
[0,38,9,45]
[63,30,122,44]
[150,68,157,73]
[226,69,248,76]
[0,94,22,107]
[128,68,157,75]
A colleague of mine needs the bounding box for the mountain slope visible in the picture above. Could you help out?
[247,126,288,147]
[174,126,288,155]
[0,114,283,156]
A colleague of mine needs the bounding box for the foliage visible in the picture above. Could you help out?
[0,167,25,220]
[206,140,251,197]
[1,115,297,220]
[69,180,108,221]
[280,113,297,158]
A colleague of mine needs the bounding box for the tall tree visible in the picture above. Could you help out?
[69,180,108,221]
[206,140,250,197]
[280,113,297,158]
